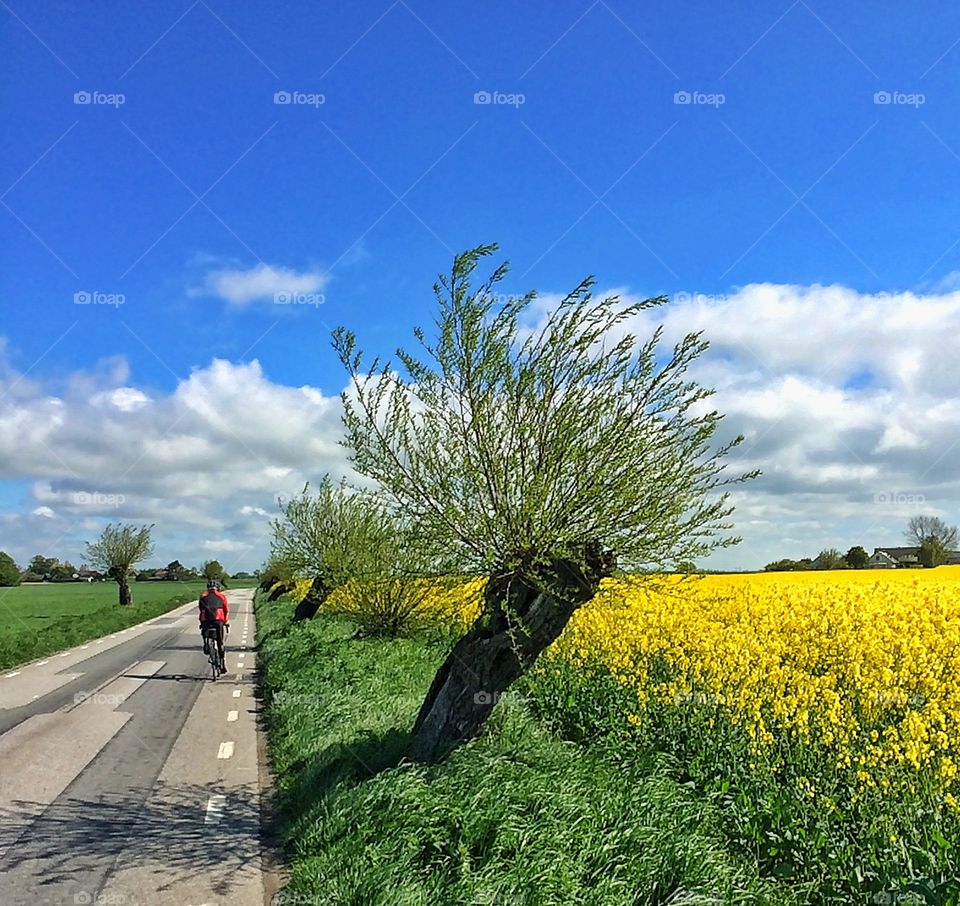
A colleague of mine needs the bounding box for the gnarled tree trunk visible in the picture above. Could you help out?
[118,578,133,606]
[408,542,615,762]
[293,577,327,622]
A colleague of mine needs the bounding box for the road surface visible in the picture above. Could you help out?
[0,587,268,906]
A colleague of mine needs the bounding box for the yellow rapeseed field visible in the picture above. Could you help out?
[551,567,960,806]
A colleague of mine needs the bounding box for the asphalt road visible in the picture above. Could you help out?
[0,587,267,906]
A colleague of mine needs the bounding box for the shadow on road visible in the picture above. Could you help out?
[122,672,208,683]
[0,780,261,894]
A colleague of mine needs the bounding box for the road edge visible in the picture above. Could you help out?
[253,588,288,906]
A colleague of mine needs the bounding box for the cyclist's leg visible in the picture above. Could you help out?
[217,623,226,670]
[201,621,209,653]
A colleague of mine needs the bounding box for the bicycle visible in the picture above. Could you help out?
[203,624,226,680]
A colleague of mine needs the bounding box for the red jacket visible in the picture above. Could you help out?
[198,588,229,623]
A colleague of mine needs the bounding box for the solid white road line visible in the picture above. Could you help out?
[217,741,235,759]
[227,711,238,722]
[204,794,227,824]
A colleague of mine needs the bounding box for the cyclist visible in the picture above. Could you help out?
[199,579,229,674]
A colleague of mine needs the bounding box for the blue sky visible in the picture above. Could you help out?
[3,0,960,572]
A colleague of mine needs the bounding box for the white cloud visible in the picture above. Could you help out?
[0,352,351,570]
[528,282,960,567]
[4,280,960,572]
[197,263,326,305]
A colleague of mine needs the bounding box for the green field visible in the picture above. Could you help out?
[0,579,252,671]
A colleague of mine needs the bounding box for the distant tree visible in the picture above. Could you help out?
[28,554,57,578]
[919,537,948,568]
[814,548,847,570]
[764,558,812,571]
[0,552,21,586]
[202,560,229,587]
[85,524,154,605]
[48,560,77,582]
[845,545,869,569]
[905,515,958,551]
[270,477,432,630]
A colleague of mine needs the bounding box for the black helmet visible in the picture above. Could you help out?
[206,578,220,590]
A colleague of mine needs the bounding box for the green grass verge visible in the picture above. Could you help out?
[0,580,208,671]
[257,592,795,906]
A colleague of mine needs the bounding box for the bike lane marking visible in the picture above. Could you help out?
[204,794,227,825]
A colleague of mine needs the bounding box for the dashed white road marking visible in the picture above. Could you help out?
[217,741,235,759]
[227,710,238,722]
[4,671,21,678]
[232,690,241,698]
[60,652,70,657]
[205,794,227,824]
[36,660,49,666]
[80,645,89,650]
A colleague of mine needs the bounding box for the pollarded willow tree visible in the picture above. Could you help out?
[271,476,432,632]
[333,244,756,761]
[84,523,154,606]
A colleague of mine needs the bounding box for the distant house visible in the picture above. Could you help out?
[871,547,921,567]
[868,546,960,568]
[866,549,900,569]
